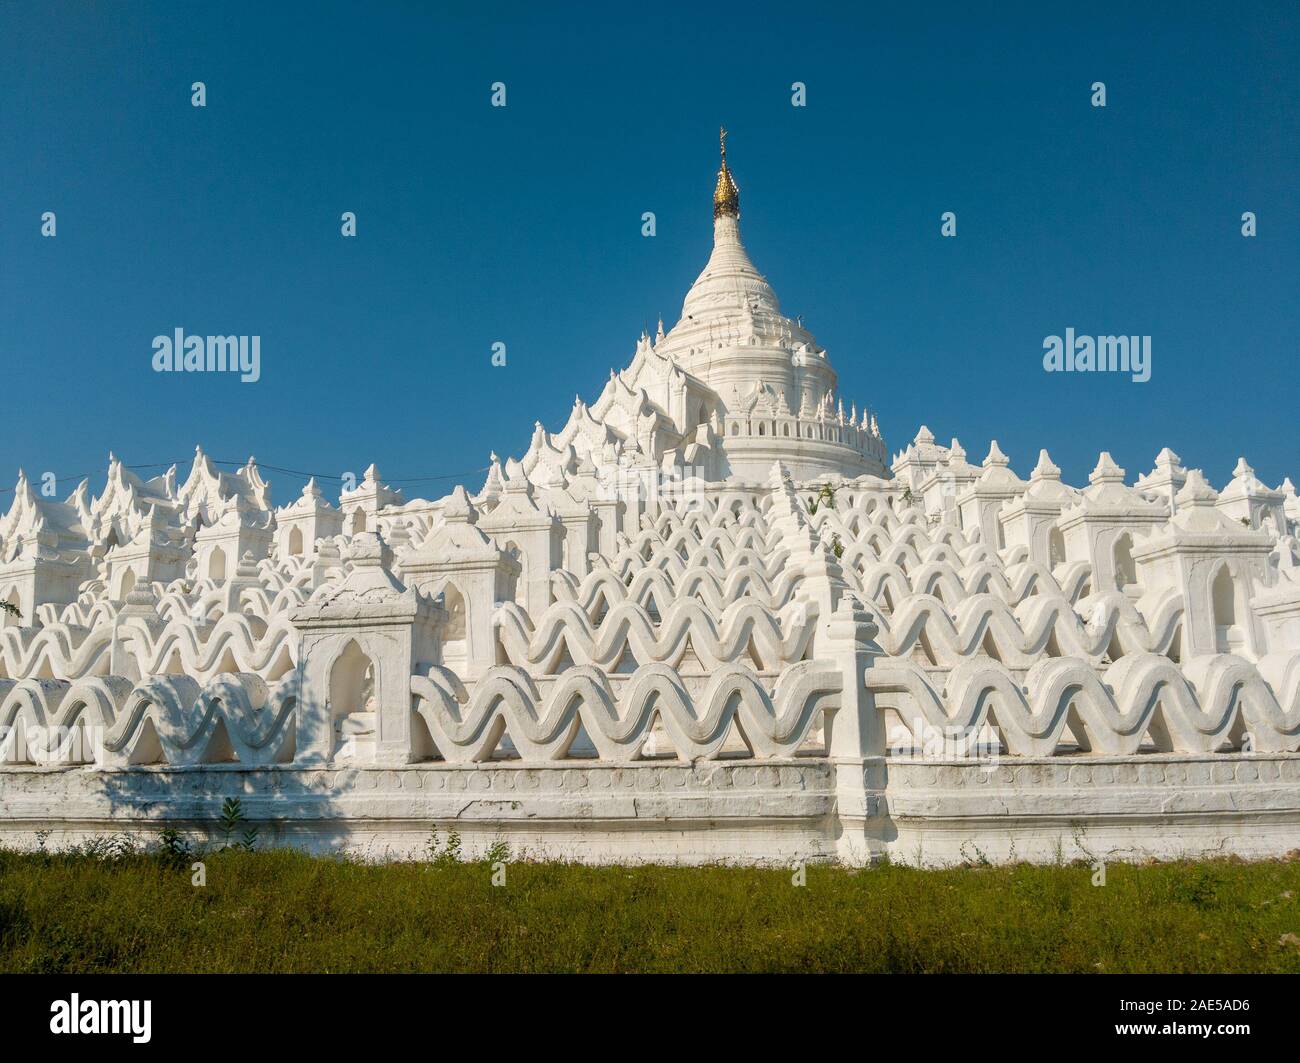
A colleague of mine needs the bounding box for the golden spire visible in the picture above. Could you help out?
[713,125,740,219]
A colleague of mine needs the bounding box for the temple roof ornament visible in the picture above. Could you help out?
[982,440,1011,469]
[713,126,739,219]
[1030,449,1062,482]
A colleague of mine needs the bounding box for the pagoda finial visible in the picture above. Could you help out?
[713,126,740,219]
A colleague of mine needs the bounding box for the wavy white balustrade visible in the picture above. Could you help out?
[493,597,816,674]
[871,652,1300,756]
[410,659,840,763]
[0,672,298,766]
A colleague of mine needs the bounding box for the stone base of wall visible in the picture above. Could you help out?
[0,760,837,866]
[883,753,1300,866]
[2,754,1299,867]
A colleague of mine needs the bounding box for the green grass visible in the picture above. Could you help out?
[1,844,1299,972]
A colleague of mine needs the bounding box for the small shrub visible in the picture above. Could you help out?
[217,798,257,852]
[157,828,193,870]
[425,827,463,866]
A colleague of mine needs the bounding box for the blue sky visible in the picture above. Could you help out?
[1,0,1296,504]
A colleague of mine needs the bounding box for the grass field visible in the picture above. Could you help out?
[2,839,1299,973]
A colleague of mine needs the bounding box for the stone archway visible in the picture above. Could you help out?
[435,582,468,671]
[1113,533,1137,591]
[1211,564,1240,653]
[1048,526,1066,567]
[1,587,21,628]
[328,638,377,759]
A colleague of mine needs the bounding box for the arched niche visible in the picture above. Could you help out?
[1,586,21,628]
[328,638,377,755]
[501,541,523,605]
[1048,526,1066,567]
[1211,564,1242,654]
[1113,533,1137,590]
[433,581,468,671]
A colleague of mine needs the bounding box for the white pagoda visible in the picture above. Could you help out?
[1,133,1298,867]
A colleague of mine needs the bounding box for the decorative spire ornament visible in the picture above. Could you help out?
[713,126,740,219]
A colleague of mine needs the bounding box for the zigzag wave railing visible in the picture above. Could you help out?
[493,597,817,673]
[871,652,1300,756]
[0,672,298,766]
[861,590,1184,669]
[410,659,841,763]
[0,610,298,684]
